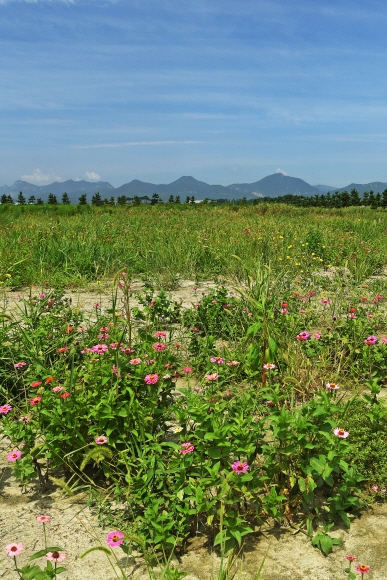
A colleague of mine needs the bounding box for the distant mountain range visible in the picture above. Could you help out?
[1,174,387,203]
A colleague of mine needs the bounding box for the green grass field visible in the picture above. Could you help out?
[0,203,386,288]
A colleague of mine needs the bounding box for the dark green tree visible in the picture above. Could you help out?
[151,193,160,205]
[190,196,195,204]
[133,196,141,206]
[48,193,58,205]
[175,195,181,204]
[17,191,26,205]
[28,195,36,205]
[62,192,71,205]
[168,195,174,203]
[78,194,88,205]
[117,195,127,206]
[382,189,387,209]
[91,192,103,206]
[1,194,8,204]
[36,198,44,205]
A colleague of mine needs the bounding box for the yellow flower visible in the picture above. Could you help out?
[296,263,300,266]
[278,258,283,261]
[5,274,11,278]
[279,235,283,239]
[286,256,290,259]
[288,245,292,249]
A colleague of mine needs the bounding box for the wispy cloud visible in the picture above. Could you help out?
[21,169,62,184]
[276,168,287,175]
[72,140,203,149]
[84,171,101,181]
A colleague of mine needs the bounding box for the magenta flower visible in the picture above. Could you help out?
[180,442,194,454]
[205,373,218,381]
[356,564,370,574]
[296,331,310,341]
[364,335,378,345]
[321,299,330,305]
[153,342,166,352]
[345,555,356,562]
[144,373,159,385]
[333,428,349,439]
[106,531,124,547]
[36,515,51,523]
[95,435,107,445]
[7,449,22,462]
[129,358,142,365]
[381,337,387,344]
[232,461,250,474]
[210,356,225,364]
[313,333,321,339]
[154,331,167,338]
[120,347,135,354]
[14,362,26,368]
[91,344,108,354]
[52,386,63,393]
[46,551,67,563]
[0,404,12,414]
[183,367,193,373]
[263,363,276,370]
[371,485,379,492]
[4,543,24,557]
[30,396,42,406]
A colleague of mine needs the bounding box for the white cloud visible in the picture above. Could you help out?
[276,168,288,175]
[84,171,101,181]
[21,169,62,185]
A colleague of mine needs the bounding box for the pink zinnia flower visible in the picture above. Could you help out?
[7,449,22,462]
[333,428,349,438]
[371,485,379,492]
[154,331,167,338]
[121,347,135,354]
[381,337,387,344]
[46,551,67,563]
[19,416,30,423]
[0,404,12,414]
[345,555,356,562]
[30,396,42,406]
[81,348,93,354]
[60,392,70,399]
[326,382,340,390]
[280,308,288,314]
[91,344,108,354]
[231,461,250,474]
[106,531,124,547]
[144,374,159,385]
[4,543,24,557]
[95,435,107,444]
[348,313,357,318]
[14,362,26,368]
[180,442,194,454]
[356,564,370,574]
[313,333,321,339]
[129,358,142,365]
[364,335,378,345]
[153,342,166,352]
[263,363,276,370]
[205,373,218,381]
[100,326,109,332]
[227,360,240,366]
[183,367,193,373]
[56,347,68,353]
[321,299,330,305]
[210,356,225,364]
[109,342,119,350]
[52,386,63,393]
[37,515,51,523]
[296,331,310,341]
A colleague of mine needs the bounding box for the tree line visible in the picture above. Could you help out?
[0,192,197,206]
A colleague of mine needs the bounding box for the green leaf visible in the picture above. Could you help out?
[81,546,112,559]
[29,547,63,560]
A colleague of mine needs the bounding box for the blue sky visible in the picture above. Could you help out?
[1,0,387,187]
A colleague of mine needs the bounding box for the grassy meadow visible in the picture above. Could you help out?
[0,203,386,288]
[2,203,387,578]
